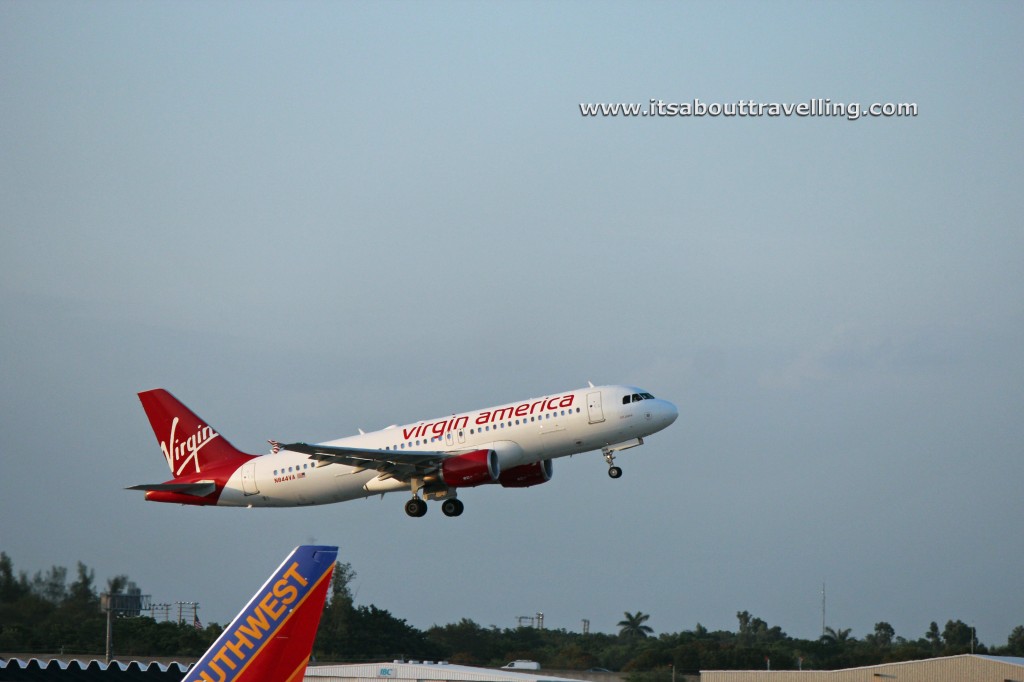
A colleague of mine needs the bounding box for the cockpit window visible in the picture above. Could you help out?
[623,392,657,404]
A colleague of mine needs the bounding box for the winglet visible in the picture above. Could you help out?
[183,545,338,682]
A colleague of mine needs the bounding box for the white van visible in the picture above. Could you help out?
[502,660,541,670]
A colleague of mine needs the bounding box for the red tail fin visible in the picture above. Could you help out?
[138,389,255,478]
[182,545,337,682]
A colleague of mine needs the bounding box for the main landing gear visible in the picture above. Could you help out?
[441,498,464,517]
[404,498,428,517]
[404,496,464,518]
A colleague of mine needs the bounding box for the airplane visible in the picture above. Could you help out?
[182,544,337,682]
[129,383,678,517]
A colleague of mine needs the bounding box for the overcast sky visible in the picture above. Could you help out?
[2,1,1022,650]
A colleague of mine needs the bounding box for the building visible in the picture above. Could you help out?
[305,661,619,682]
[700,654,1024,682]
[0,657,186,680]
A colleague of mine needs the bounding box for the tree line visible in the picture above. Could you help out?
[2,552,1022,673]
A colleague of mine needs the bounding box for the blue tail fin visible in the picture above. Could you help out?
[183,545,338,682]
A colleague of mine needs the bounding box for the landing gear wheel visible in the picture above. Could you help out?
[608,466,623,479]
[405,498,428,517]
[441,498,464,517]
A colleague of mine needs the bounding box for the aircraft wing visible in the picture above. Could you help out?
[126,481,217,496]
[281,442,446,481]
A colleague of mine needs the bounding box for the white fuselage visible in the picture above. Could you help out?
[217,384,677,507]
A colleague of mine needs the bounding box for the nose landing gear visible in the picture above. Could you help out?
[603,449,623,478]
[602,438,644,479]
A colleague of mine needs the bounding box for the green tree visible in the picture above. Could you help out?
[426,619,500,665]
[343,604,442,661]
[30,565,67,604]
[820,626,853,645]
[925,621,942,653]
[1005,625,1024,655]
[106,574,129,596]
[0,552,29,602]
[941,619,977,654]
[736,611,784,646]
[866,622,895,648]
[548,642,598,670]
[618,611,654,639]
[314,559,357,657]
[67,563,96,604]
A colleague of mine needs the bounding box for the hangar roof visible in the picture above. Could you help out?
[0,658,187,680]
[976,655,1024,666]
[306,661,583,682]
[700,654,1024,682]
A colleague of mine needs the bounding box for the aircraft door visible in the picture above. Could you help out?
[241,460,259,496]
[587,391,605,424]
[445,427,467,447]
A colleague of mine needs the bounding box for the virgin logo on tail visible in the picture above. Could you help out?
[161,417,220,476]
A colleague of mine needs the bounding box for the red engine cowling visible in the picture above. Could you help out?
[441,449,501,487]
[498,459,553,488]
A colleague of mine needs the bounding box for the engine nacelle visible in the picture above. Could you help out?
[441,449,501,487]
[499,459,553,488]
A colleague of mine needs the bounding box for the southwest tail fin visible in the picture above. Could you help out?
[183,545,338,682]
[138,389,255,478]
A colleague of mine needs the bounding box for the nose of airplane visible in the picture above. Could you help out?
[654,398,679,430]
[665,399,679,424]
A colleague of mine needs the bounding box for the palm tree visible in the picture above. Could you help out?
[618,611,654,639]
[820,626,853,645]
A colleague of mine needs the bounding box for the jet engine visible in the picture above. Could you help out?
[498,459,553,488]
[440,449,500,487]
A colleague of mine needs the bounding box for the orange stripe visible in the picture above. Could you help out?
[283,656,312,682]
[226,566,334,682]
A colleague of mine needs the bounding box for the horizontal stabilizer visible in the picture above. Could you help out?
[126,481,217,496]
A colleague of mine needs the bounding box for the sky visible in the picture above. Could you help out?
[1,1,1022,651]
